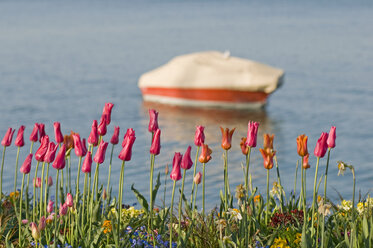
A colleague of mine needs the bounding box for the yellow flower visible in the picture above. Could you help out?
[294,233,302,244]
[102,220,112,234]
[270,237,290,248]
[10,191,20,200]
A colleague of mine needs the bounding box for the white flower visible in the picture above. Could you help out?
[337,161,347,176]
[227,208,242,221]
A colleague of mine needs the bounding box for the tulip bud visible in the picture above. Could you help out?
[149,129,161,155]
[98,115,107,136]
[38,123,46,142]
[296,134,308,157]
[44,142,58,163]
[72,133,84,157]
[47,200,54,213]
[15,125,26,147]
[38,216,46,231]
[35,135,49,162]
[263,134,274,151]
[303,154,311,169]
[180,146,193,170]
[59,203,68,216]
[245,121,259,148]
[102,188,107,200]
[148,109,159,133]
[93,140,109,164]
[259,148,276,170]
[81,138,87,157]
[53,122,63,144]
[170,152,182,181]
[29,123,39,142]
[103,103,114,125]
[194,172,202,185]
[110,126,120,145]
[220,127,235,150]
[82,151,92,173]
[22,219,29,224]
[30,222,41,240]
[1,127,15,147]
[20,154,33,174]
[54,122,64,144]
[240,137,249,155]
[66,193,73,208]
[52,144,66,170]
[165,164,169,175]
[88,120,98,147]
[327,126,336,148]
[119,129,136,161]
[33,177,41,188]
[198,144,212,163]
[194,125,205,147]
[48,176,53,186]
[314,132,329,158]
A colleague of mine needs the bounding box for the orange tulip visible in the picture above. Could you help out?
[240,137,249,155]
[296,134,308,157]
[220,127,235,150]
[259,148,276,170]
[199,144,212,163]
[303,154,311,169]
[263,134,274,150]
[63,131,75,150]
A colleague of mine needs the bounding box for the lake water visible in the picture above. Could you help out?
[0,0,372,210]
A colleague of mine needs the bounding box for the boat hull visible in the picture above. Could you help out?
[140,87,269,109]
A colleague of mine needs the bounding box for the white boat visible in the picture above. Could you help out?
[138,51,284,109]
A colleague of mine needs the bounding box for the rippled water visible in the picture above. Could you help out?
[0,0,372,209]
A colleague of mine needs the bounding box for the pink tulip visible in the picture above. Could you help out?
[93,140,108,164]
[194,125,205,147]
[119,131,136,161]
[148,109,159,133]
[46,213,55,222]
[35,135,49,162]
[72,133,84,157]
[44,142,58,163]
[81,138,87,156]
[245,121,259,148]
[66,193,73,208]
[29,123,39,142]
[110,126,120,145]
[15,125,26,147]
[38,123,46,142]
[48,176,53,186]
[122,128,135,147]
[149,128,161,155]
[22,219,29,224]
[1,127,15,147]
[53,122,64,144]
[314,132,329,158]
[82,151,92,173]
[59,203,68,216]
[170,152,182,181]
[52,144,66,170]
[47,200,54,213]
[194,171,202,185]
[181,146,193,170]
[98,115,107,136]
[38,216,46,231]
[103,103,114,125]
[33,177,41,188]
[20,154,33,174]
[88,120,98,147]
[327,126,336,148]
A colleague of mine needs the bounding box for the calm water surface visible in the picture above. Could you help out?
[0,0,372,209]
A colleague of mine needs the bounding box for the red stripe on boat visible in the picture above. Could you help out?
[140,87,268,103]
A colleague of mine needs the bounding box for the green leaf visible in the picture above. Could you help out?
[131,184,149,213]
[363,215,369,238]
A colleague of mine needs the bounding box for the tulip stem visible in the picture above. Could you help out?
[192,184,198,220]
[117,160,125,247]
[178,168,187,238]
[44,163,50,217]
[293,160,298,205]
[170,180,176,248]
[0,146,6,198]
[82,173,88,224]
[75,156,82,209]
[224,150,228,212]
[39,162,46,220]
[148,154,155,244]
[19,173,26,248]
[245,147,252,196]
[106,144,115,203]
[321,148,331,248]
[14,146,21,194]
[265,169,270,225]
[32,161,40,223]
[53,170,60,248]
[311,157,321,238]
[190,146,200,205]
[202,162,206,217]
